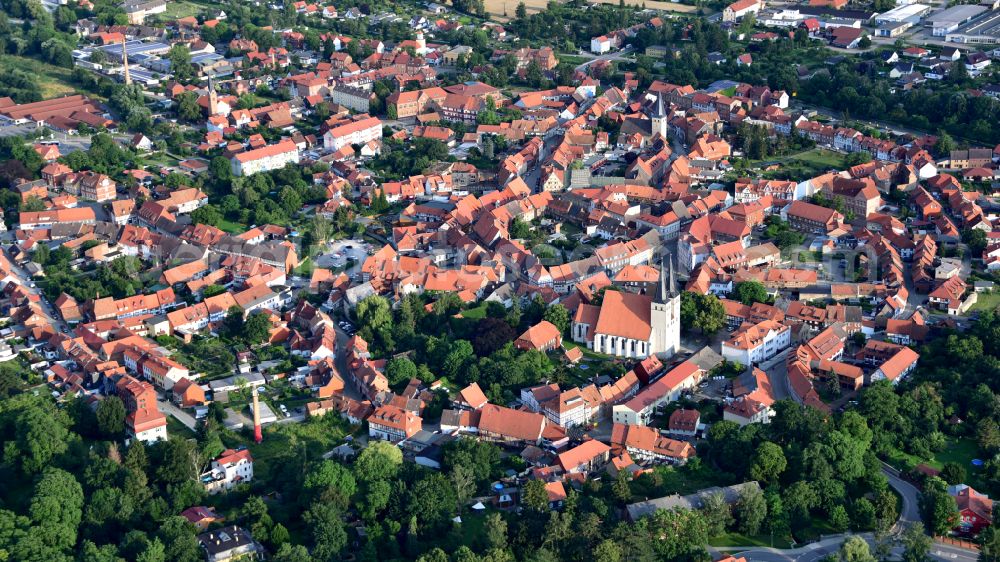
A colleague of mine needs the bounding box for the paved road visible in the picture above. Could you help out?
[574,46,635,72]
[733,535,976,562]
[724,467,976,562]
[760,348,791,400]
[8,262,70,333]
[884,465,922,527]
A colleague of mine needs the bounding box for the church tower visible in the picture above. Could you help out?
[207,75,219,116]
[649,254,681,357]
[650,92,669,139]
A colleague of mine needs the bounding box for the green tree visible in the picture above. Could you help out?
[901,522,932,562]
[939,462,966,485]
[190,204,222,227]
[701,492,734,537]
[839,536,876,562]
[485,512,508,550]
[272,544,312,562]
[209,156,232,183]
[594,539,624,562]
[981,522,1000,562]
[304,502,347,561]
[679,291,726,335]
[543,304,570,335]
[831,505,851,533]
[21,196,46,212]
[522,479,550,511]
[10,403,70,473]
[157,516,200,562]
[137,538,166,562]
[646,508,709,560]
[168,45,195,83]
[749,441,787,484]
[303,460,357,504]
[919,477,958,536]
[354,440,403,482]
[242,312,271,344]
[29,467,84,552]
[407,473,457,529]
[385,357,418,386]
[509,217,531,239]
[96,396,126,437]
[935,130,955,157]
[734,484,767,535]
[176,91,201,122]
[450,463,476,512]
[733,281,769,305]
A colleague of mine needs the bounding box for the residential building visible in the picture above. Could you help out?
[611,423,695,464]
[116,375,167,444]
[784,200,844,233]
[323,116,382,151]
[515,320,562,352]
[721,320,791,366]
[612,360,704,425]
[201,448,254,494]
[230,139,300,177]
[949,484,993,536]
[197,526,263,562]
[368,404,422,442]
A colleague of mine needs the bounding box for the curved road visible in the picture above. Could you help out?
[573,46,635,72]
[721,468,976,562]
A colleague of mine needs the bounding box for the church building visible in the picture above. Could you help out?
[571,257,681,359]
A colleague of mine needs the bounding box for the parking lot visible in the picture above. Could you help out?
[0,122,94,154]
[314,239,371,272]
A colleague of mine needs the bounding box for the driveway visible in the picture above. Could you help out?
[157,396,198,431]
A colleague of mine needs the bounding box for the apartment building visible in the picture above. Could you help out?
[323,116,382,151]
[230,139,300,177]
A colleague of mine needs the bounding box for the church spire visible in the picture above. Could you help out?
[658,253,677,302]
[669,255,677,296]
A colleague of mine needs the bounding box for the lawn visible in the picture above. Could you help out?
[934,438,980,468]
[159,0,204,19]
[711,532,792,549]
[972,291,1000,311]
[557,55,589,67]
[884,437,988,489]
[795,517,839,543]
[563,340,613,362]
[0,55,84,99]
[788,148,843,170]
[219,416,349,483]
[166,415,197,440]
[797,251,822,263]
[885,436,980,472]
[216,218,246,234]
[460,304,487,319]
[294,257,315,276]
